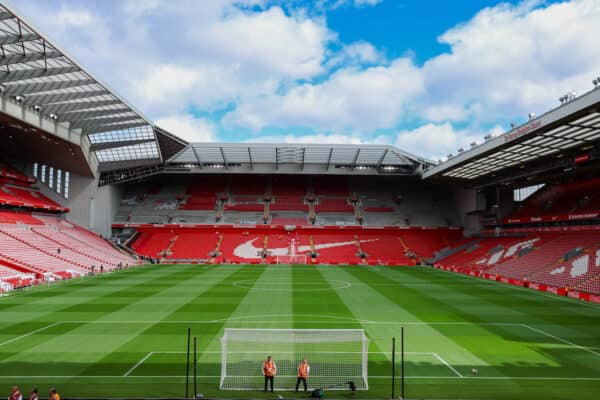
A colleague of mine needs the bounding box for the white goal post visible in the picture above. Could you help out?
[276,255,307,264]
[220,328,369,391]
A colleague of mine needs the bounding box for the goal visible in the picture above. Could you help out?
[220,328,369,391]
[276,255,307,264]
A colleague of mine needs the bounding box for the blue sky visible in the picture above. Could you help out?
[13,0,600,160]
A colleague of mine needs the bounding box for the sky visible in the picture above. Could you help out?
[12,0,600,160]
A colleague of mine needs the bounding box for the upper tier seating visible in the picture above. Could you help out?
[0,181,66,212]
[270,195,307,211]
[0,210,44,225]
[231,177,266,195]
[313,177,348,196]
[0,162,34,183]
[510,178,600,221]
[270,217,307,225]
[115,176,460,228]
[179,182,222,210]
[314,198,354,213]
[270,178,307,211]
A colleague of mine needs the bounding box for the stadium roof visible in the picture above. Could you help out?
[166,143,432,175]
[0,2,176,171]
[423,86,600,185]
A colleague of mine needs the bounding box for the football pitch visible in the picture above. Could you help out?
[1,264,600,399]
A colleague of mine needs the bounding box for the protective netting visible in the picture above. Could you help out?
[220,329,369,391]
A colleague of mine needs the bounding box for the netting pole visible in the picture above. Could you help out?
[401,327,405,400]
[391,337,396,399]
[185,327,191,398]
[193,336,198,398]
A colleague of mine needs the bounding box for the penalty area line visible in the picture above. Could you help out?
[0,322,60,347]
[433,352,463,377]
[123,352,154,377]
[521,324,600,359]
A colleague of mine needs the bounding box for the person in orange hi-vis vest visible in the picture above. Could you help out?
[295,359,310,392]
[262,355,277,392]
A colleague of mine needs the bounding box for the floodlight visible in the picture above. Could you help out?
[14,95,23,103]
[48,113,58,120]
[528,113,535,120]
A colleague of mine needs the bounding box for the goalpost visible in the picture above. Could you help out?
[276,255,307,264]
[220,328,369,391]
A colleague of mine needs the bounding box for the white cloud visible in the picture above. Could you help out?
[326,0,384,9]
[326,41,385,67]
[54,9,95,27]
[155,114,218,142]
[353,0,384,6]
[14,0,600,158]
[225,57,424,131]
[247,132,389,145]
[421,0,600,122]
[394,123,481,160]
[17,1,332,117]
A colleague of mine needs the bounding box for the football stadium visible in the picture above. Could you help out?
[0,1,600,399]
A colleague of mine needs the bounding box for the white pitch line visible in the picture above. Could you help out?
[433,352,463,378]
[521,324,600,359]
[154,351,433,355]
[430,267,600,310]
[0,322,60,347]
[123,352,154,377]
[57,320,524,326]
[1,375,600,381]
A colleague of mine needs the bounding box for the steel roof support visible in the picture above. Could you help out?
[86,121,148,135]
[0,32,40,46]
[2,78,95,97]
[190,145,203,168]
[247,146,254,170]
[22,89,107,106]
[219,146,229,169]
[0,65,79,82]
[0,49,62,66]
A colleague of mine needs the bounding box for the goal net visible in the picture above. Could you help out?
[220,328,369,391]
[276,255,307,264]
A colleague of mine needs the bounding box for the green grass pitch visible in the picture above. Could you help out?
[1,264,600,399]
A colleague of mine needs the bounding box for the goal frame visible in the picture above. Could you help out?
[219,328,369,391]
[276,255,307,264]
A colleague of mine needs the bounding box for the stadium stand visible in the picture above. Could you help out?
[0,208,137,281]
[506,178,600,223]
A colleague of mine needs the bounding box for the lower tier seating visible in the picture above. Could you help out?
[437,231,600,294]
[129,226,462,266]
[0,211,137,278]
